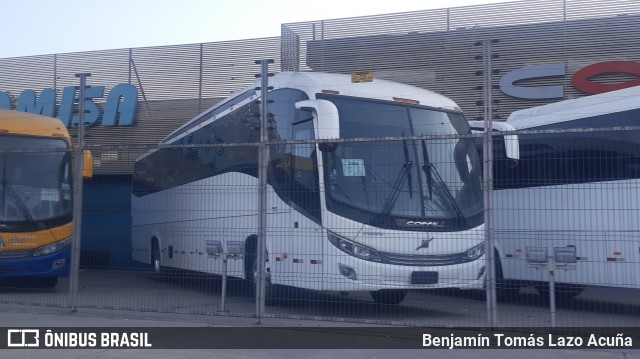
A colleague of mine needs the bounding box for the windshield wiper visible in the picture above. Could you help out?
[421,139,434,200]
[1,179,39,226]
[380,160,413,216]
[420,140,467,227]
[379,136,414,216]
[402,139,413,199]
[1,157,41,227]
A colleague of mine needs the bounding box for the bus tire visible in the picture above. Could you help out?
[150,238,166,281]
[472,252,520,301]
[494,255,521,301]
[370,289,407,305]
[248,255,281,306]
[245,238,288,306]
[535,283,585,301]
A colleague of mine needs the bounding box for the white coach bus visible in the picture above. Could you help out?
[485,85,640,298]
[131,72,489,304]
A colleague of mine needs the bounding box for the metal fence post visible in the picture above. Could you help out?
[68,72,90,312]
[255,59,274,324]
[548,259,557,328]
[220,252,228,313]
[481,40,498,328]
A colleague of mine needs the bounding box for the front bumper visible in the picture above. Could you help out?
[0,246,70,278]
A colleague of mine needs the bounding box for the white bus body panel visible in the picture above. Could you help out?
[494,179,640,288]
[133,71,485,293]
[491,86,640,289]
[132,173,486,291]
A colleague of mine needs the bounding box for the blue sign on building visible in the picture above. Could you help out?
[0,83,138,126]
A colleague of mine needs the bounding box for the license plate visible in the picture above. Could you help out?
[411,271,439,284]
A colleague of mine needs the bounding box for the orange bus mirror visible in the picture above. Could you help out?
[83,150,93,179]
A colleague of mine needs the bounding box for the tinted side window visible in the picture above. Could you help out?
[492,108,640,190]
[265,89,321,223]
[133,101,260,197]
[163,90,256,143]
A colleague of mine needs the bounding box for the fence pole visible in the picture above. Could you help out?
[548,260,557,328]
[255,59,273,323]
[68,72,90,312]
[481,40,498,328]
[219,253,228,313]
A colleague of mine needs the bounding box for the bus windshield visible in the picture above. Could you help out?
[318,94,483,231]
[0,135,72,228]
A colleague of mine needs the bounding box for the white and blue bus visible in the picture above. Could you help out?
[131,72,488,304]
[484,85,640,298]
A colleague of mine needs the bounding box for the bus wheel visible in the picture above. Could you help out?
[370,289,407,305]
[535,283,585,301]
[248,254,280,305]
[246,246,290,306]
[150,239,165,280]
[494,255,521,301]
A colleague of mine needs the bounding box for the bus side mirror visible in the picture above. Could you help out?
[83,150,93,179]
[468,120,520,160]
[295,99,340,140]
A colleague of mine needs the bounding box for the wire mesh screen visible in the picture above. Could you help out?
[72,145,259,316]
[73,137,493,326]
[2,129,640,327]
[1,0,640,331]
[488,125,640,327]
[0,147,73,308]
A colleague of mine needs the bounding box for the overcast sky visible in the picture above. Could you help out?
[1,0,515,58]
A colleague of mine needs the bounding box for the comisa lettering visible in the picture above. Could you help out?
[0,83,138,127]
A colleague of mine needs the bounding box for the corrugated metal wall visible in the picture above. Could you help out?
[0,37,281,174]
[281,0,640,121]
[2,0,640,175]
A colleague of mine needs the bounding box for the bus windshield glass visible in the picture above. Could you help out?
[318,94,483,231]
[0,135,72,227]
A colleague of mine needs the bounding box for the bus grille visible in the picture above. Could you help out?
[379,251,470,266]
[0,250,32,259]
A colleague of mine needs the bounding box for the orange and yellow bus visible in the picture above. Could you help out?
[0,110,90,288]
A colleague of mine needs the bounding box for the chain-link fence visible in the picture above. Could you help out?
[2,122,640,327]
[2,0,640,330]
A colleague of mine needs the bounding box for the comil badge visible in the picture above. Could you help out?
[415,238,434,250]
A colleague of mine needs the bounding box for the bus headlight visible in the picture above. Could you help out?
[33,238,71,257]
[327,231,381,262]
[464,242,485,261]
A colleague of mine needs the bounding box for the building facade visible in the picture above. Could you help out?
[1,0,638,267]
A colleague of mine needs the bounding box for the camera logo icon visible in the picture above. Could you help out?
[7,329,40,347]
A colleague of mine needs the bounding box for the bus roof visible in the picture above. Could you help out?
[506,85,640,129]
[269,72,459,110]
[163,72,460,143]
[0,109,70,140]
[507,86,640,129]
